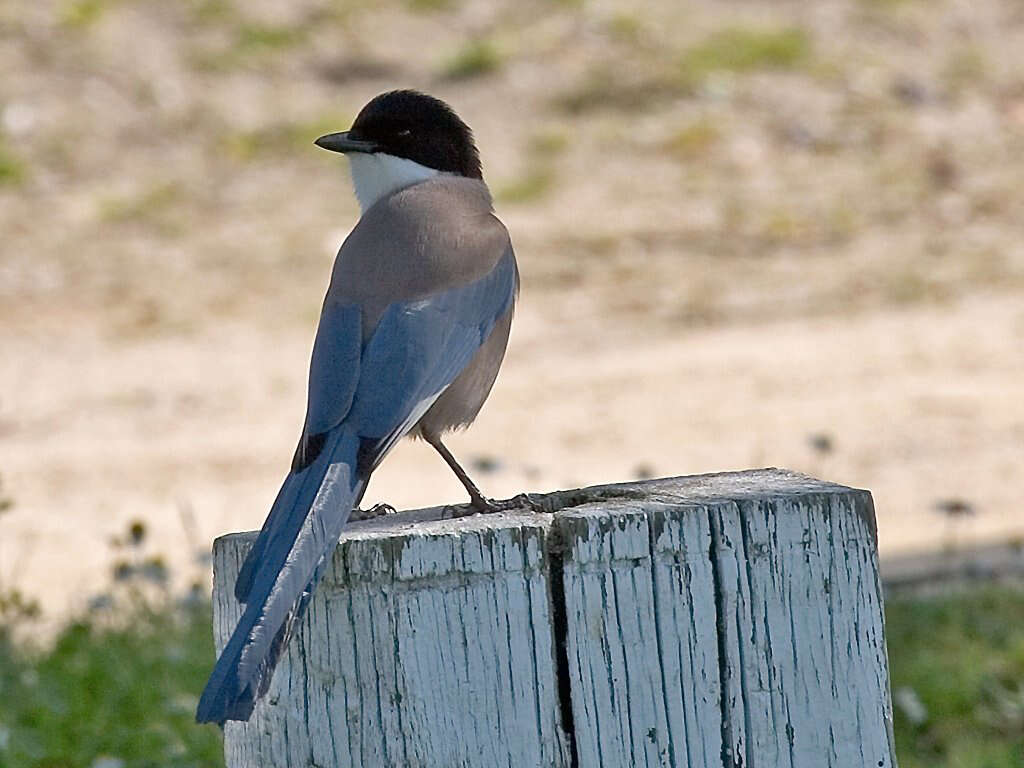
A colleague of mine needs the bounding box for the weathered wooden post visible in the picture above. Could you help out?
[211,469,897,767]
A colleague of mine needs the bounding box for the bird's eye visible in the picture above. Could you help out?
[395,128,412,137]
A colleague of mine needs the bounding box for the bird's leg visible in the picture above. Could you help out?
[423,432,539,515]
[423,433,490,509]
[421,434,540,518]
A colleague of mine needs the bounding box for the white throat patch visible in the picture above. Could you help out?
[347,153,442,212]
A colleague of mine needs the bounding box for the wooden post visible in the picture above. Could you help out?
[211,469,897,768]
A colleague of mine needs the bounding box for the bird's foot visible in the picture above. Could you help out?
[444,492,541,519]
[480,492,543,514]
[350,503,397,522]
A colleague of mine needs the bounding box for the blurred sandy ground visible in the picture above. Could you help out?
[1,0,1023,622]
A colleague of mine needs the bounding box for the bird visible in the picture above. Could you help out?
[196,90,523,724]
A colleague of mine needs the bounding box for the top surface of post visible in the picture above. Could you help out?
[214,468,874,548]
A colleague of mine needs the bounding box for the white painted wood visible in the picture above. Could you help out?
[647,500,725,766]
[213,510,571,768]
[211,469,896,768]
[555,503,673,766]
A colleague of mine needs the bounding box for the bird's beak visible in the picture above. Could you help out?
[314,131,380,154]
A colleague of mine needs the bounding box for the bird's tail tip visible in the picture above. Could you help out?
[195,673,256,725]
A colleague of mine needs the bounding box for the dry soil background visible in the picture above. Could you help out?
[2,0,1023,622]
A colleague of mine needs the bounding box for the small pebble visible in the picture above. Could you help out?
[933,498,974,517]
[633,463,656,480]
[807,433,834,456]
[471,456,502,474]
[891,76,928,107]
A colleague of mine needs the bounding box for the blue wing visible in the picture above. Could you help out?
[197,247,517,724]
[349,248,518,467]
[305,301,363,435]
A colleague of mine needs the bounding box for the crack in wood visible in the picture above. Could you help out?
[546,524,580,768]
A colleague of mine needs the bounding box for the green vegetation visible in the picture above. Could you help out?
[496,168,555,204]
[555,23,813,114]
[678,26,812,86]
[0,514,223,767]
[59,0,109,29]
[188,19,309,72]
[858,0,921,9]
[606,12,644,43]
[98,181,184,229]
[440,39,502,81]
[406,0,458,12]
[555,26,811,116]
[219,111,352,160]
[943,47,988,96]
[886,585,1024,767]
[1,522,1021,768]
[0,474,13,514]
[186,0,234,25]
[234,23,307,53]
[528,129,570,158]
[664,116,721,160]
[555,66,675,114]
[0,598,223,767]
[0,142,26,186]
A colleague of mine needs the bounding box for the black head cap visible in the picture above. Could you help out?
[316,90,482,180]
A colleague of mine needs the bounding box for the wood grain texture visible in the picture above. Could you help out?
[214,511,570,768]
[211,469,896,768]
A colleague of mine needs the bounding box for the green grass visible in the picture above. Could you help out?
[188,20,309,72]
[664,116,721,160]
[606,12,644,44]
[886,585,1024,767]
[219,111,352,160]
[0,597,223,767]
[943,47,988,96]
[406,0,458,12]
[555,66,677,115]
[0,142,26,186]
[679,26,812,86]
[233,23,306,53]
[59,0,110,29]
[556,24,813,115]
[440,39,502,80]
[528,129,570,158]
[98,181,184,228]
[858,0,924,8]
[1,573,1021,766]
[495,168,554,204]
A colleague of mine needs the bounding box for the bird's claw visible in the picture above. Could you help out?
[439,493,542,519]
[350,502,397,522]
[470,492,543,515]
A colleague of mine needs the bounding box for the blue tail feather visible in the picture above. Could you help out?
[234,469,305,603]
[196,427,364,724]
